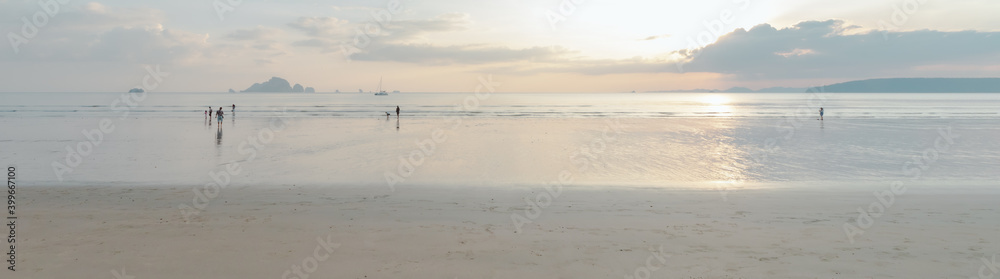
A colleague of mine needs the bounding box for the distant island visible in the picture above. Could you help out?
[128,88,144,93]
[239,77,315,93]
[808,78,1000,93]
[650,87,804,93]
[650,78,1000,93]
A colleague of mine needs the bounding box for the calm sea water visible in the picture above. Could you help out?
[2,92,999,186]
[1,92,998,119]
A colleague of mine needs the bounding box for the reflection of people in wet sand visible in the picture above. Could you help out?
[216,126,223,145]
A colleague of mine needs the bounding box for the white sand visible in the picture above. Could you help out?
[15,184,1000,278]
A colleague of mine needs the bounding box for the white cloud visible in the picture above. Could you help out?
[522,20,1000,80]
[86,24,210,64]
[678,20,1000,79]
[288,16,350,37]
[382,13,470,42]
[226,26,283,41]
[353,44,573,65]
[0,1,206,64]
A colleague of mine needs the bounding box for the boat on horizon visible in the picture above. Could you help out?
[374,76,388,96]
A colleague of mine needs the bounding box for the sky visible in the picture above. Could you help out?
[1,0,998,92]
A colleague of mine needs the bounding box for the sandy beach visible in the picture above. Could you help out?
[17,184,1000,278]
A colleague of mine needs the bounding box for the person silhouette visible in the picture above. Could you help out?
[396,106,400,119]
[819,107,824,121]
[217,107,224,124]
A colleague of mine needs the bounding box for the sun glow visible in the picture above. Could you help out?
[701,95,730,106]
[696,94,734,116]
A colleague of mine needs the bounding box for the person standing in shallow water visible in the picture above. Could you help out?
[395,106,400,119]
[819,107,824,121]
[217,107,224,125]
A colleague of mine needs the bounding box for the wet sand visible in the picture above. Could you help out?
[16,184,1000,278]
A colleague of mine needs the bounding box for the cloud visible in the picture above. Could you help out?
[325,15,990,80]
[382,13,470,42]
[288,16,351,37]
[640,35,671,41]
[0,3,209,64]
[329,5,375,12]
[289,12,470,47]
[509,58,675,76]
[290,13,478,61]
[226,26,283,41]
[521,20,1000,80]
[676,20,1000,79]
[290,38,340,52]
[351,44,573,65]
[50,2,163,30]
[86,24,211,64]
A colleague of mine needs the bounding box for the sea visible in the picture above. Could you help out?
[1,92,998,188]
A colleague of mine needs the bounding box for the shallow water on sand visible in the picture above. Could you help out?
[2,112,997,188]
